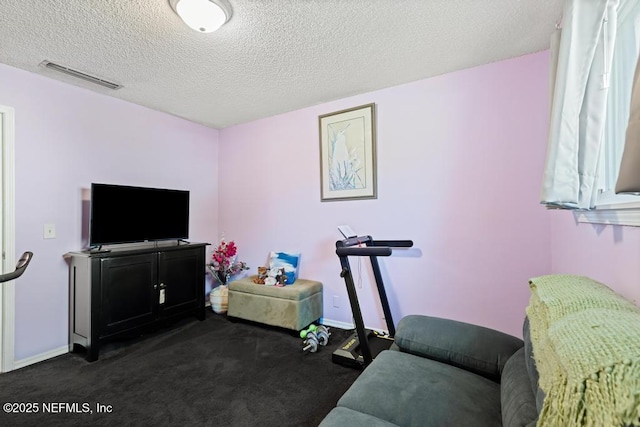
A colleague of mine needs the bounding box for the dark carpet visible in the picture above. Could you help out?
[0,312,360,426]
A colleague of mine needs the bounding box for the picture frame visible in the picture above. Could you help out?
[319,103,377,201]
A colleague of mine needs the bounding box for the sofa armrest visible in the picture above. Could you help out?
[395,315,524,382]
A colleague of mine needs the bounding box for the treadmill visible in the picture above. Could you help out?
[332,236,412,369]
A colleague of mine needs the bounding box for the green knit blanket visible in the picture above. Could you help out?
[527,275,640,427]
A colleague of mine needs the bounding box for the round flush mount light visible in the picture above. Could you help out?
[169,0,232,33]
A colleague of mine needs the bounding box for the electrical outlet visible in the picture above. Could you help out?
[43,223,56,239]
[333,295,340,308]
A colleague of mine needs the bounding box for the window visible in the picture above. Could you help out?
[577,0,640,225]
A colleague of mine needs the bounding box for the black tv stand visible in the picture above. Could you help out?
[66,242,208,361]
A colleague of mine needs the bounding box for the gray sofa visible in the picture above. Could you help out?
[320,315,539,427]
[321,274,640,426]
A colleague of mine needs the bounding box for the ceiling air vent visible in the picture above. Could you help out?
[40,61,123,90]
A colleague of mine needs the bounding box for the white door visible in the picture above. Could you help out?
[0,105,16,373]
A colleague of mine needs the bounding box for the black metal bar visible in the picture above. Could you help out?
[367,243,396,336]
[335,247,392,257]
[370,240,413,248]
[336,242,373,366]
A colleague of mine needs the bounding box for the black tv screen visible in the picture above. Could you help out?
[89,183,190,246]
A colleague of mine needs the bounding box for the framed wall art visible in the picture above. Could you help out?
[319,103,377,201]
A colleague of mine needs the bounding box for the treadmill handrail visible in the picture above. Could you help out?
[335,247,392,257]
[336,235,413,249]
[370,240,413,248]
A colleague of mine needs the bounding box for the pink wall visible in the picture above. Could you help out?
[0,63,220,361]
[0,49,560,363]
[219,51,552,337]
[550,212,640,305]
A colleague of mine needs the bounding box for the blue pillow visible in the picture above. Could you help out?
[269,251,300,285]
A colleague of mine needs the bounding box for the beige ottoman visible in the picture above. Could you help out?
[227,276,323,331]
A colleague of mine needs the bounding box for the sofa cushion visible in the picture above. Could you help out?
[319,407,398,427]
[395,315,523,382]
[336,350,502,427]
[501,347,538,427]
[522,317,545,412]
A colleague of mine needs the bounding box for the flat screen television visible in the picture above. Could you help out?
[89,183,190,247]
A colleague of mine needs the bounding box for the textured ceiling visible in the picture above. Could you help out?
[0,0,563,129]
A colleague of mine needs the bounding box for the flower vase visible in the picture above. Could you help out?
[210,284,229,314]
[216,271,229,286]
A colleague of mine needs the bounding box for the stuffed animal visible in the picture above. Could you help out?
[275,267,288,286]
[253,266,287,287]
[253,266,268,284]
[265,268,278,286]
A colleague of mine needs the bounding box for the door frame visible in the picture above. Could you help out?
[0,105,16,373]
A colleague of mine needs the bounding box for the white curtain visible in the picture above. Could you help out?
[541,0,619,209]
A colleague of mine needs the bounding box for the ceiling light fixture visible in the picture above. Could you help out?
[169,0,232,33]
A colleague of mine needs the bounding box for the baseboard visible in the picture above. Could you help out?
[12,345,69,371]
[319,318,354,330]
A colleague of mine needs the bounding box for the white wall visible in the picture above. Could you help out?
[0,63,219,361]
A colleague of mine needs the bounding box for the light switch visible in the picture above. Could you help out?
[44,223,56,239]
